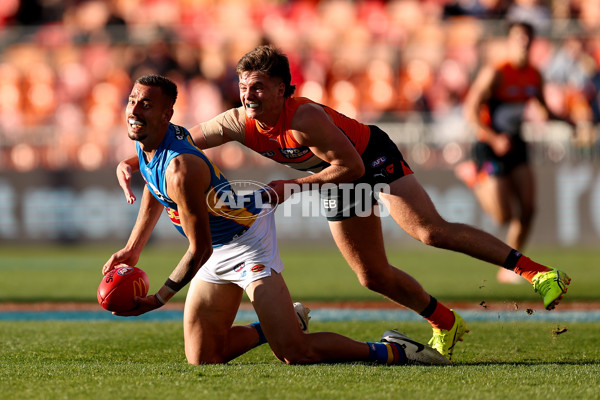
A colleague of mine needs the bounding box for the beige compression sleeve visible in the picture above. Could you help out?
[198,107,247,147]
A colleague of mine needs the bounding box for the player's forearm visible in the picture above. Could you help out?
[125,188,163,252]
[157,245,212,304]
[295,163,364,188]
[190,122,231,149]
[190,108,245,149]
[119,155,140,172]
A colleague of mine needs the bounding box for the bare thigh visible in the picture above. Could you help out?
[245,273,310,363]
[247,273,371,364]
[328,211,390,281]
[473,175,513,224]
[378,174,450,242]
[183,278,243,364]
[378,174,512,265]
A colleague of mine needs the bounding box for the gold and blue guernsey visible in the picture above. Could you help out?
[137,123,259,247]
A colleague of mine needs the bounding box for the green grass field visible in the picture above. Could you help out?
[1,244,599,304]
[2,321,599,399]
[1,244,599,399]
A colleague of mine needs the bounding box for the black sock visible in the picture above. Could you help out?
[419,295,438,318]
[503,249,523,270]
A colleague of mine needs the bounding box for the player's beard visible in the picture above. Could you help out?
[127,116,147,141]
[127,129,147,142]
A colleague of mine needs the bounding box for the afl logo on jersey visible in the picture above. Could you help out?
[371,156,387,168]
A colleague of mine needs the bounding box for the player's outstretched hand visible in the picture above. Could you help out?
[102,248,140,275]
[112,294,163,317]
[117,160,137,204]
[266,180,295,204]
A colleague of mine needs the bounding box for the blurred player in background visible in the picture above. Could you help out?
[116,47,571,361]
[104,74,449,366]
[462,21,576,283]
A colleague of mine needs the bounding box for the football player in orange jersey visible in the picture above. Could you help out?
[116,45,571,361]
[104,74,448,366]
[462,22,575,283]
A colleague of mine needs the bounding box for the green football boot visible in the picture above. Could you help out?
[532,269,571,310]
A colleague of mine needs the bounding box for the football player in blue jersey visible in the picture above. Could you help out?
[114,47,572,362]
[102,75,449,366]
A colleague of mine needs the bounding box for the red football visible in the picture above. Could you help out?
[97,266,150,312]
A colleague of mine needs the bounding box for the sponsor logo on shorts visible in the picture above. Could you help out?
[386,164,395,174]
[250,264,266,273]
[371,156,387,168]
[233,262,245,272]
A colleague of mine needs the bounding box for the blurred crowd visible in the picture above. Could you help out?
[0,0,600,171]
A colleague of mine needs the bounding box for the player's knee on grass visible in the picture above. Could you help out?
[184,339,230,365]
[186,349,230,365]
